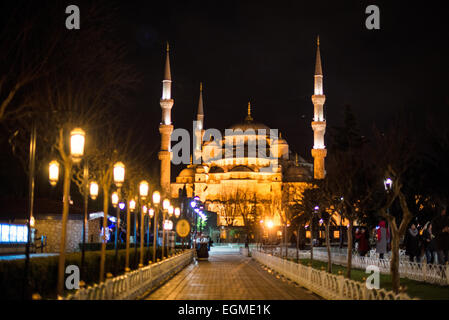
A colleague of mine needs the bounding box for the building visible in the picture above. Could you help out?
[158,39,346,243]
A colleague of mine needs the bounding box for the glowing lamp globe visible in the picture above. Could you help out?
[49,160,60,186]
[129,199,136,212]
[139,180,149,199]
[162,199,170,210]
[30,216,35,228]
[113,162,125,187]
[142,205,148,214]
[168,205,174,217]
[149,208,154,218]
[111,192,119,208]
[152,191,161,205]
[70,128,85,162]
[174,207,180,218]
[89,181,99,200]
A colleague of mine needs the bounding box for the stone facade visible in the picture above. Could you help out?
[33,217,101,253]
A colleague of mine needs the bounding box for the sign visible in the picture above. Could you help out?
[176,219,191,238]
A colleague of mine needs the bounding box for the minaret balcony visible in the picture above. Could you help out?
[311,95,326,105]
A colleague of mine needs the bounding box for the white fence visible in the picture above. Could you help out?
[267,247,449,286]
[251,250,413,300]
[65,249,194,300]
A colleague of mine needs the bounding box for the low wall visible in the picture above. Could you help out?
[249,249,414,300]
[65,249,195,300]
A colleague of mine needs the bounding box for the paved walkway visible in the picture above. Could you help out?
[144,248,321,300]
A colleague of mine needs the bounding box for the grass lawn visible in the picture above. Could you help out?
[285,257,449,300]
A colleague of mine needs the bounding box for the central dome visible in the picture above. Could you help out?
[229,119,271,132]
[228,102,270,132]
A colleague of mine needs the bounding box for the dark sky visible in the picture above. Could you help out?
[2,0,449,199]
[114,0,449,163]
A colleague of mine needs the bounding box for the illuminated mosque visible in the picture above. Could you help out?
[157,39,346,241]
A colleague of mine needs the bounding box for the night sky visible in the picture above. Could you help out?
[1,0,449,195]
[114,0,449,164]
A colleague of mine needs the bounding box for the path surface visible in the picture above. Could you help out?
[144,248,321,300]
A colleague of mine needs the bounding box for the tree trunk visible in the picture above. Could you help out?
[57,161,72,297]
[346,222,353,278]
[390,231,400,293]
[326,222,332,273]
[99,187,109,283]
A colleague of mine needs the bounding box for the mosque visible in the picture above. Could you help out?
[157,39,346,242]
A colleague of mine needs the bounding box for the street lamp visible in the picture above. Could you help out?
[384,178,393,191]
[163,199,170,210]
[130,199,136,211]
[70,128,85,163]
[113,162,125,187]
[139,180,149,200]
[139,181,150,267]
[49,161,59,187]
[152,191,161,263]
[111,192,119,208]
[112,162,125,275]
[89,182,99,200]
[168,205,174,217]
[57,127,86,296]
[174,207,180,219]
[162,199,170,258]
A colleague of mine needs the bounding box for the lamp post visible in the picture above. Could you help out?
[384,178,393,215]
[113,162,125,275]
[168,205,174,255]
[139,180,149,267]
[152,191,161,263]
[129,198,137,266]
[147,208,154,259]
[23,121,36,300]
[162,198,170,258]
[56,127,85,297]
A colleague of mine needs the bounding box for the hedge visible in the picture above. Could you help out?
[0,247,186,300]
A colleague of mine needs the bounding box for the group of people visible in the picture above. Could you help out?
[354,207,449,264]
[403,207,449,264]
[354,221,390,259]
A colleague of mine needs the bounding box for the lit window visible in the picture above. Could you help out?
[1,224,9,242]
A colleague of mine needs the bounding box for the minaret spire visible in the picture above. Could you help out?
[197,82,204,117]
[311,36,327,179]
[159,42,175,195]
[194,82,205,164]
[245,101,253,121]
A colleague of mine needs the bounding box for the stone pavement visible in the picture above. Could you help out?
[144,248,321,300]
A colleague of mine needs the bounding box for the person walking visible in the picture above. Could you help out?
[432,205,449,264]
[376,220,389,259]
[355,228,370,256]
[422,222,436,263]
[404,223,421,262]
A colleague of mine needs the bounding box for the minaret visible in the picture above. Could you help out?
[245,101,253,121]
[194,82,204,163]
[159,42,174,195]
[311,36,327,179]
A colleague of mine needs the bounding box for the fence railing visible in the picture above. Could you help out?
[251,250,413,300]
[263,246,449,286]
[65,249,194,300]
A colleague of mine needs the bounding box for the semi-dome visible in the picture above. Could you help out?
[230,165,253,172]
[178,167,195,177]
[284,165,312,181]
